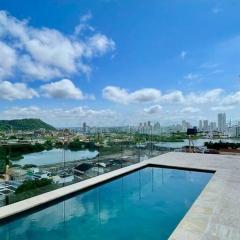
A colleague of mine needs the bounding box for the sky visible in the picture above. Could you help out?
[0,0,240,127]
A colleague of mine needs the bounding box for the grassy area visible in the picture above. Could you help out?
[8,181,58,204]
[205,141,240,150]
[133,133,187,143]
[15,178,53,194]
[0,146,7,173]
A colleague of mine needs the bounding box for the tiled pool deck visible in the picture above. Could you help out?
[1,152,240,239]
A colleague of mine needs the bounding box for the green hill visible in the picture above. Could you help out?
[0,119,56,131]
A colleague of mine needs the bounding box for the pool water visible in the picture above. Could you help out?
[0,167,213,240]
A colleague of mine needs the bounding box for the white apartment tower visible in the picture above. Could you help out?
[198,120,203,131]
[203,120,208,132]
[218,113,226,133]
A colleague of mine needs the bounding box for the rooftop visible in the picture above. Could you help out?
[0,152,240,239]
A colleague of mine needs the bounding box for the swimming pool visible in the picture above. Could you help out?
[0,167,213,240]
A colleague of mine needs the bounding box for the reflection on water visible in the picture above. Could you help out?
[14,148,99,166]
[0,167,213,240]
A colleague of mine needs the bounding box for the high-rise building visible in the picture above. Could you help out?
[147,121,151,127]
[218,113,226,133]
[153,122,161,134]
[83,122,87,133]
[210,122,217,131]
[230,125,240,137]
[138,122,143,134]
[198,120,203,131]
[182,120,191,131]
[203,120,208,132]
[153,122,160,130]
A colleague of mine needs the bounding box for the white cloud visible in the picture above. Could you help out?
[0,10,115,81]
[2,106,116,127]
[0,41,17,79]
[184,73,200,81]
[102,86,161,104]
[221,91,240,105]
[0,81,38,100]
[80,12,92,22]
[144,105,162,114]
[74,12,94,36]
[180,107,200,114]
[103,87,185,105]
[19,55,62,80]
[102,86,129,104]
[161,90,185,103]
[129,88,161,103]
[85,34,115,57]
[211,105,235,111]
[186,89,224,104]
[102,86,240,115]
[180,51,187,60]
[40,79,92,100]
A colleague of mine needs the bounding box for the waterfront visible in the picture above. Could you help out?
[154,138,240,149]
[11,139,240,167]
[13,149,99,166]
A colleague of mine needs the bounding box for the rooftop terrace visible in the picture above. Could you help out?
[0,152,240,239]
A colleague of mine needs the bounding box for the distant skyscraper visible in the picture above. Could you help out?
[210,122,217,131]
[153,122,160,130]
[231,126,240,137]
[153,122,161,134]
[182,120,191,131]
[198,120,203,131]
[218,113,226,133]
[203,120,208,132]
[139,122,143,134]
[83,122,87,133]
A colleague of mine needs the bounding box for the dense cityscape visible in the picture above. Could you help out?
[0,112,240,207]
[81,112,240,137]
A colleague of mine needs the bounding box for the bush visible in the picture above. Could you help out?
[15,178,53,194]
[205,141,240,150]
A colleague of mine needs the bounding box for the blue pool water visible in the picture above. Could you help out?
[0,167,213,240]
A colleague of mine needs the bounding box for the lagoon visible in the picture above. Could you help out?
[154,138,240,149]
[14,148,99,166]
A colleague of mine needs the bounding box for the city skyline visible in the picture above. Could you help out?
[1,1,240,127]
[79,112,240,138]
[82,112,235,130]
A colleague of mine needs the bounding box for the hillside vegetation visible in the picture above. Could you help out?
[0,119,56,131]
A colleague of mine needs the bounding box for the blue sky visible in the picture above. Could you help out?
[0,0,240,127]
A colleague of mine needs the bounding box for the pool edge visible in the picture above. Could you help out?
[0,155,215,223]
[1,152,240,240]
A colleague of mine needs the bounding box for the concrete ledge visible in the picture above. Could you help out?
[1,152,240,240]
[0,161,148,221]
